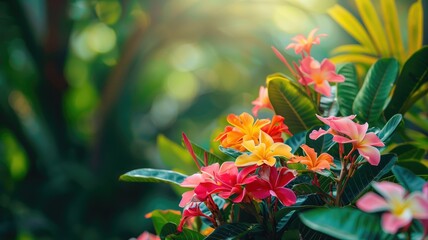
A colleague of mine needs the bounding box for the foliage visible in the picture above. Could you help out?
[122,20,428,239]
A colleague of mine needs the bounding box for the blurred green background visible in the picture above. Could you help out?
[0,0,426,239]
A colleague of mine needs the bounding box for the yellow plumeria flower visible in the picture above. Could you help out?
[235,131,292,167]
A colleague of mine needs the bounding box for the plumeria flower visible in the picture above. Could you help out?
[261,115,292,142]
[177,202,215,232]
[251,86,274,117]
[246,166,297,206]
[179,163,220,207]
[310,115,384,166]
[422,183,428,238]
[357,181,428,234]
[194,162,258,203]
[215,113,290,151]
[135,231,160,240]
[215,112,270,151]
[298,56,345,96]
[286,28,327,55]
[288,144,334,172]
[235,131,293,167]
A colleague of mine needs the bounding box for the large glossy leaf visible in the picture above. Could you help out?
[380,0,404,63]
[407,0,423,56]
[376,114,402,143]
[160,222,204,240]
[385,47,428,118]
[390,143,426,161]
[327,5,376,53]
[355,0,389,56]
[341,154,397,205]
[119,168,187,185]
[285,131,306,154]
[337,63,359,116]
[267,74,319,133]
[147,209,181,235]
[396,161,428,176]
[188,141,225,166]
[300,208,395,240]
[353,58,398,123]
[205,223,264,240]
[157,135,198,174]
[392,165,426,192]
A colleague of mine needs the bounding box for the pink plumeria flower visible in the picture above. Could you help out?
[179,163,220,207]
[286,28,327,55]
[422,183,428,238]
[246,166,297,206]
[251,86,274,117]
[194,162,258,203]
[298,57,345,96]
[135,231,160,240]
[177,202,215,232]
[310,115,385,166]
[357,181,428,234]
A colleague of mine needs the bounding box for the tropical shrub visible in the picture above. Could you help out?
[121,25,428,239]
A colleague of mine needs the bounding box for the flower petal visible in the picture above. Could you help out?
[381,212,411,234]
[235,153,261,167]
[357,145,381,166]
[356,192,390,212]
[274,187,297,206]
[372,181,406,201]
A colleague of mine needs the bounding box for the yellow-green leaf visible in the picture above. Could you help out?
[407,0,423,57]
[331,44,375,56]
[330,54,377,66]
[356,0,390,57]
[328,4,376,53]
[380,0,405,63]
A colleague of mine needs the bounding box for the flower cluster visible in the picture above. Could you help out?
[128,28,428,239]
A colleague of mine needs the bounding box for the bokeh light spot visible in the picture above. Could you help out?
[86,23,117,54]
[170,44,204,72]
[165,71,199,102]
[95,0,122,25]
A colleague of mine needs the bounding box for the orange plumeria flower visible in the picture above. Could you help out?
[286,28,327,55]
[215,112,270,151]
[288,144,334,172]
[235,131,293,167]
[251,86,273,117]
[261,115,292,142]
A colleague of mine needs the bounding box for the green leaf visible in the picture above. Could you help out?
[119,168,187,186]
[342,154,397,205]
[352,58,399,124]
[390,143,426,161]
[285,131,306,154]
[392,165,426,192]
[205,223,264,240]
[267,74,319,133]
[377,114,402,143]
[305,125,334,155]
[158,135,198,174]
[160,222,204,240]
[218,146,242,159]
[385,47,428,117]
[300,208,395,240]
[337,63,359,116]
[147,209,181,235]
[396,161,428,176]
[188,141,225,166]
[292,183,324,196]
